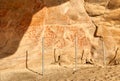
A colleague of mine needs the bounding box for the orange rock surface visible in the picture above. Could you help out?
[0,0,120,70]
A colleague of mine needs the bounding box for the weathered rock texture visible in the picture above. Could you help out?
[85,0,120,65]
[0,0,120,70]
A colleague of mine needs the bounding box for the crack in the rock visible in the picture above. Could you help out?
[84,0,112,39]
[84,0,113,66]
[109,48,119,65]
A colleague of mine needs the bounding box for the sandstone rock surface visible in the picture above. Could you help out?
[85,0,120,65]
[0,0,120,70]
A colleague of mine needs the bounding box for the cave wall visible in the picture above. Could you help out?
[0,0,120,70]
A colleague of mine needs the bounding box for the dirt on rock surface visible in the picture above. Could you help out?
[0,65,120,81]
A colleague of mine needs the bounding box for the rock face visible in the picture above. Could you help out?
[0,0,120,70]
[85,0,120,65]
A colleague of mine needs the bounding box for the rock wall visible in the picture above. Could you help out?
[85,0,120,65]
[0,0,120,70]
